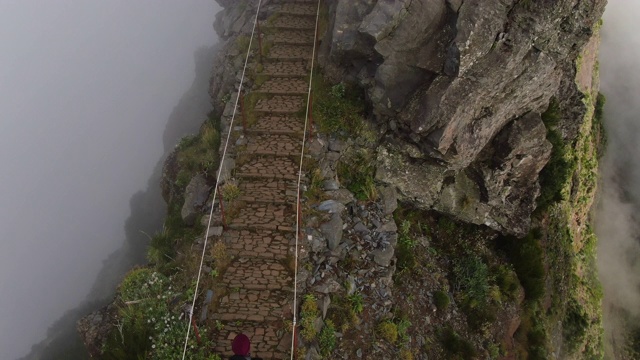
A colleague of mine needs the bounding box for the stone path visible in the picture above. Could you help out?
[207,2,316,358]
[262,61,308,77]
[255,77,308,95]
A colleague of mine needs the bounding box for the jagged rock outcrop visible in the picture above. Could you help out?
[76,303,117,358]
[319,0,607,235]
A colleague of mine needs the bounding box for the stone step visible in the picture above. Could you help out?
[238,179,297,204]
[228,202,295,232]
[266,44,313,61]
[265,15,316,30]
[254,77,308,95]
[261,60,309,78]
[270,0,316,3]
[246,115,304,135]
[273,29,315,45]
[212,288,292,323]
[225,229,293,259]
[222,257,294,291]
[271,3,318,17]
[254,94,305,114]
[245,133,301,157]
[211,320,292,359]
[236,155,300,180]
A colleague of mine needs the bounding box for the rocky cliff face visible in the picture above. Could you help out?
[318,0,606,235]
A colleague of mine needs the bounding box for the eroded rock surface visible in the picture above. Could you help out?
[320,0,606,235]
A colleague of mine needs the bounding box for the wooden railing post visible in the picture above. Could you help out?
[240,91,247,133]
[308,91,314,140]
[218,185,227,230]
[191,316,201,344]
[256,20,263,63]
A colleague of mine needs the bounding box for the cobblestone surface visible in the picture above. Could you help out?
[207,5,314,359]
[245,133,300,156]
[256,77,308,95]
[267,44,313,60]
[268,15,315,30]
[273,4,317,16]
[229,202,295,232]
[262,61,308,77]
[213,321,292,359]
[236,156,299,180]
[254,95,304,114]
[225,229,292,259]
[238,179,297,204]
[248,115,304,135]
[274,30,315,45]
[224,258,293,290]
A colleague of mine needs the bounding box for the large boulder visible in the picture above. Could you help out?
[181,174,212,226]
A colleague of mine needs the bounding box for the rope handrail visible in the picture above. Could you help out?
[180,1,264,358]
[291,1,322,358]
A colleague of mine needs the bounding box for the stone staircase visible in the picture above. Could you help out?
[208,2,316,358]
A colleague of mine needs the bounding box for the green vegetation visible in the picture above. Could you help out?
[439,328,476,359]
[433,291,450,311]
[103,110,224,357]
[337,148,377,201]
[347,292,364,315]
[318,320,337,356]
[300,294,319,341]
[453,255,491,309]
[311,71,366,137]
[505,92,605,358]
[242,92,272,128]
[593,93,607,158]
[497,231,545,302]
[377,320,399,343]
[102,269,220,359]
[304,167,327,204]
[396,220,418,273]
[537,98,576,212]
[327,293,361,334]
[220,182,241,202]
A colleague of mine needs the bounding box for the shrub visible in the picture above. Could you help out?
[378,321,399,343]
[494,265,521,301]
[312,73,365,136]
[337,149,377,201]
[330,83,345,98]
[319,320,337,355]
[537,99,575,212]
[434,291,450,311]
[221,182,241,202]
[148,231,175,265]
[563,300,589,352]
[396,220,418,273]
[347,292,364,314]
[399,348,414,360]
[498,232,545,302]
[439,328,476,359]
[397,317,412,344]
[300,295,319,341]
[210,241,228,269]
[103,269,218,359]
[453,256,491,308]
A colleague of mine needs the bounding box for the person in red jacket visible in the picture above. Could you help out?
[229,333,262,360]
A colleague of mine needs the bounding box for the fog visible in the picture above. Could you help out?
[597,0,640,357]
[0,1,220,359]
